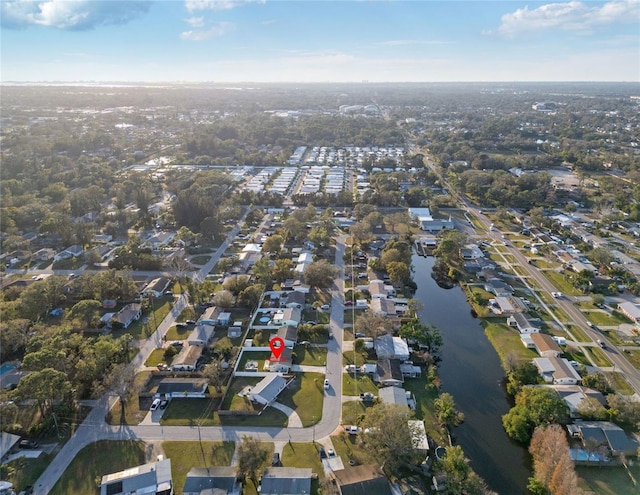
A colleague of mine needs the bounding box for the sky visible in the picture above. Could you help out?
[1,0,639,82]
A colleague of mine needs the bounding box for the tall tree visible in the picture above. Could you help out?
[529,424,580,495]
[303,260,338,289]
[237,436,269,485]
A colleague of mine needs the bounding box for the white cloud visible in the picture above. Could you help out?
[186,16,205,28]
[180,21,235,40]
[1,0,151,30]
[495,0,640,37]
[185,0,265,12]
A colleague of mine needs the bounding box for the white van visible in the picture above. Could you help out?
[150,398,161,411]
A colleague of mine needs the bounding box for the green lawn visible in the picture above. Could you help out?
[331,432,376,468]
[343,350,370,367]
[543,271,581,296]
[162,441,235,495]
[604,372,634,395]
[279,373,324,426]
[175,306,198,322]
[295,345,328,366]
[236,350,271,372]
[3,453,52,493]
[566,324,592,343]
[578,464,640,495]
[620,349,640,370]
[584,310,630,326]
[164,324,193,341]
[50,441,146,495]
[403,378,449,446]
[342,373,378,396]
[341,401,374,426]
[483,321,538,367]
[583,346,611,367]
[282,442,325,483]
[145,348,170,367]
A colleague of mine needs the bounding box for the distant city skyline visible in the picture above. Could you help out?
[1,0,639,83]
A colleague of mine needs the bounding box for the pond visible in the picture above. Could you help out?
[413,254,531,494]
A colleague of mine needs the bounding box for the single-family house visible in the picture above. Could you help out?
[399,362,421,378]
[332,464,392,495]
[374,334,410,361]
[460,245,484,261]
[54,244,84,261]
[182,466,242,495]
[156,378,208,399]
[228,326,242,338]
[369,280,388,299]
[493,296,528,315]
[276,326,298,348]
[530,333,562,357]
[100,458,173,495]
[171,345,203,372]
[249,374,289,406]
[112,303,142,329]
[266,347,293,372]
[143,231,176,250]
[572,421,639,457]
[379,386,409,408]
[259,467,312,495]
[239,251,262,269]
[618,302,640,323]
[143,277,172,297]
[242,243,262,254]
[369,298,397,318]
[409,208,455,232]
[93,234,113,244]
[547,385,606,418]
[484,278,514,297]
[508,313,541,334]
[33,247,55,261]
[282,291,305,309]
[375,358,404,387]
[187,324,216,347]
[200,306,231,326]
[0,432,21,463]
[534,357,582,385]
[272,308,301,327]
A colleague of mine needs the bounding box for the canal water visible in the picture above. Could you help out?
[412,254,531,494]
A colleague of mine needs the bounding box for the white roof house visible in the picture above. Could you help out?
[534,357,582,385]
[250,374,288,406]
[619,302,640,323]
[374,334,410,361]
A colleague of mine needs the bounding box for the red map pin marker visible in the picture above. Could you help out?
[269,337,285,360]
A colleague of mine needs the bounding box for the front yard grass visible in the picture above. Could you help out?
[343,350,370,367]
[620,349,640,370]
[566,324,592,343]
[403,378,449,446]
[279,372,324,427]
[584,310,630,326]
[483,321,538,366]
[50,440,146,495]
[331,432,375,468]
[341,401,374,426]
[583,346,611,368]
[164,324,193,341]
[578,464,640,495]
[4,453,52,493]
[162,441,235,495]
[295,345,328,366]
[543,271,581,296]
[604,372,634,395]
[342,373,378,396]
[282,442,325,483]
[145,348,169,367]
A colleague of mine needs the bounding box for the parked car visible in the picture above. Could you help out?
[360,392,375,402]
[157,363,169,371]
[354,332,366,338]
[344,301,353,306]
[328,332,333,339]
[320,304,330,311]
[19,439,39,449]
[150,399,161,411]
[324,379,330,390]
[170,341,184,347]
[328,449,335,457]
[175,322,187,329]
[271,453,281,466]
[318,447,327,459]
[185,319,196,325]
[344,425,359,435]
[159,399,169,409]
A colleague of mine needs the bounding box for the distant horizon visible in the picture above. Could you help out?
[2,1,638,83]
[2,80,639,85]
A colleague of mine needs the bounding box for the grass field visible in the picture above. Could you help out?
[341,401,374,426]
[584,310,630,327]
[50,441,146,495]
[162,441,235,495]
[578,464,640,495]
[483,321,538,366]
[295,345,328,366]
[583,346,611,368]
[566,324,592,343]
[331,432,375,468]
[144,348,169,367]
[342,373,379,396]
[620,349,640,370]
[279,372,324,426]
[543,271,581,296]
[605,372,634,395]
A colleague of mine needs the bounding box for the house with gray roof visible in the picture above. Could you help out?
[534,357,581,385]
[182,466,241,495]
[250,374,289,407]
[112,303,142,329]
[275,326,298,348]
[574,420,639,457]
[375,358,404,387]
[507,313,540,334]
[332,464,391,495]
[374,334,410,360]
[282,290,305,309]
[188,324,216,347]
[259,467,312,495]
[100,458,173,495]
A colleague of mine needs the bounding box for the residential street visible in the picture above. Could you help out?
[33,228,347,494]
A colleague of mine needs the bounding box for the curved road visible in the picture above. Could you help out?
[34,229,347,494]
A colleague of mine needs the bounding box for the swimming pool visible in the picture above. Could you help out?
[0,363,17,376]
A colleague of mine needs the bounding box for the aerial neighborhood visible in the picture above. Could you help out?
[1,81,640,495]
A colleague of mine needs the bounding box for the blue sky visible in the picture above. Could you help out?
[1,0,639,82]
